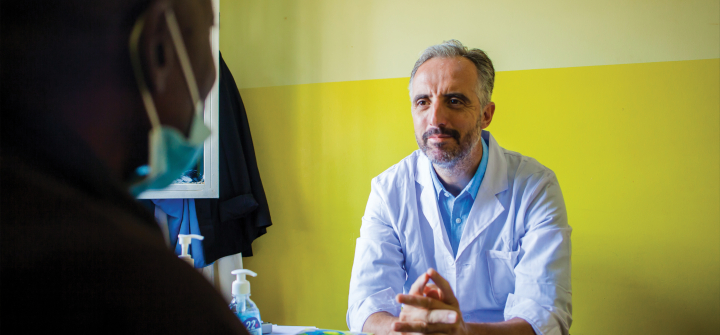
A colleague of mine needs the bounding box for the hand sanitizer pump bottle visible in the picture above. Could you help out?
[177,234,204,267]
[230,269,262,335]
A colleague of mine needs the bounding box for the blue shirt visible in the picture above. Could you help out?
[429,137,489,257]
[152,199,208,268]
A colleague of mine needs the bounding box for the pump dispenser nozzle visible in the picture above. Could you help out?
[231,269,257,296]
[178,234,204,266]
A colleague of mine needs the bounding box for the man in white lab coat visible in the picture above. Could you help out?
[347,40,572,335]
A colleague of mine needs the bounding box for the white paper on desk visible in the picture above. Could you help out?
[272,325,318,334]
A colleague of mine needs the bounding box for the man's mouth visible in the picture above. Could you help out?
[423,127,460,144]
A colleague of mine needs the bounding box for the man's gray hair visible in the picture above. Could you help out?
[409,40,495,107]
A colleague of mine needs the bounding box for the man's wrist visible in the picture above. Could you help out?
[362,312,398,335]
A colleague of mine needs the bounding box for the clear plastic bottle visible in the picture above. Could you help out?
[229,269,262,335]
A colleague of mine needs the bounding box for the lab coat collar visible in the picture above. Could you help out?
[416,131,508,260]
[456,131,508,259]
[416,151,454,257]
[479,131,509,196]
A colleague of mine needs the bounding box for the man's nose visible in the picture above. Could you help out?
[428,102,448,127]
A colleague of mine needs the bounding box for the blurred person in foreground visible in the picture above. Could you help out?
[347,40,572,335]
[1,1,248,333]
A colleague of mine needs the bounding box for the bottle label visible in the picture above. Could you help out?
[243,316,261,330]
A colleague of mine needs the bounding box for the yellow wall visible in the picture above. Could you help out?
[219,1,720,334]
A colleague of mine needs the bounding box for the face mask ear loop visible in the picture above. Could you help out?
[129,12,162,130]
[165,8,204,117]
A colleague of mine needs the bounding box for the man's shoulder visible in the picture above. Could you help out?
[0,156,246,334]
[497,145,559,190]
[371,150,424,189]
[484,132,556,182]
[502,146,553,173]
[0,153,165,257]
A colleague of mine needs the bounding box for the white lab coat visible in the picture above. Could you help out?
[347,131,571,335]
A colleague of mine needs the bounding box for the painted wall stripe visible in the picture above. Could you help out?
[220,0,719,89]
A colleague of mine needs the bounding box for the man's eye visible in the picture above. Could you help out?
[450,98,461,104]
[417,100,427,106]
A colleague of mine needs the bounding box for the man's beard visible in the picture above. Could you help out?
[416,118,482,170]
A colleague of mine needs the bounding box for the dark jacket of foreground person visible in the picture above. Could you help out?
[0,119,248,333]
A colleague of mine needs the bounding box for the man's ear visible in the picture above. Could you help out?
[140,0,173,93]
[481,102,496,129]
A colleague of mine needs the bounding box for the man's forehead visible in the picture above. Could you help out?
[412,57,478,93]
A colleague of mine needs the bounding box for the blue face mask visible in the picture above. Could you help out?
[128,8,212,197]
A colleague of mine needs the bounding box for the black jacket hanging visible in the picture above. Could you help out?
[195,52,272,263]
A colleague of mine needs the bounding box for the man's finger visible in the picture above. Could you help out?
[407,273,429,296]
[423,284,443,301]
[427,310,458,324]
[397,294,451,310]
[424,288,441,301]
[423,283,439,294]
[426,268,459,306]
[392,321,454,334]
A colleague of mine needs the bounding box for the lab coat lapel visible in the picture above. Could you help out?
[456,132,508,259]
[416,153,454,257]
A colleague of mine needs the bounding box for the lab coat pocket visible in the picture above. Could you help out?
[486,250,519,306]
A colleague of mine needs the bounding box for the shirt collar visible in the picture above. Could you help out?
[429,135,489,200]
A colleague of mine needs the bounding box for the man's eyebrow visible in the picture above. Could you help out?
[443,93,471,102]
[413,94,430,102]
